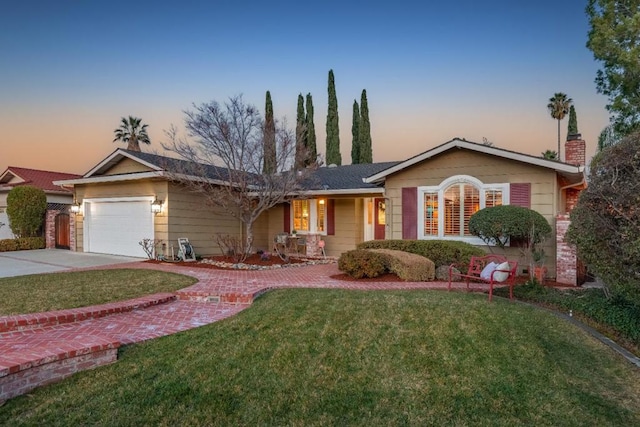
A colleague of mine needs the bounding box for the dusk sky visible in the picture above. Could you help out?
[1,1,609,175]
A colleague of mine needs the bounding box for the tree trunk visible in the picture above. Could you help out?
[557,119,561,162]
[242,221,254,262]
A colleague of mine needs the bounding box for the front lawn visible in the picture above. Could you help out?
[2,289,639,425]
[0,269,197,315]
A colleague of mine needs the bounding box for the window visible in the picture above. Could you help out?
[418,176,509,244]
[292,198,327,234]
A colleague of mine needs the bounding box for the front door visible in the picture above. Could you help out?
[374,198,386,240]
[55,213,70,249]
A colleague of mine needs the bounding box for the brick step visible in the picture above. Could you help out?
[176,287,271,304]
[0,334,120,403]
[0,293,177,333]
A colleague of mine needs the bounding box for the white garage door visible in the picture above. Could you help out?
[84,199,153,257]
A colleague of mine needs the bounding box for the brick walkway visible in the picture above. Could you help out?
[0,261,495,401]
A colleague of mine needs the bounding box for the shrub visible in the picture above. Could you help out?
[338,249,387,279]
[468,205,552,250]
[435,265,461,281]
[370,249,435,281]
[6,186,47,238]
[0,237,46,252]
[357,240,484,268]
[567,131,640,305]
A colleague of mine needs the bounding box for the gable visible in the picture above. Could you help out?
[386,149,557,188]
[100,157,156,176]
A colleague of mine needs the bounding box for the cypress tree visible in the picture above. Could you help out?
[263,91,276,174]
[351,100,360,164]
[305,93,317,166]
[325,69,341,165]
[295,93,306,169]
[567,105,579,136]
[358,89,372,163]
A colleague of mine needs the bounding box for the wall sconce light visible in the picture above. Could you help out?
[151,198,163,214]
[70,201,82,214]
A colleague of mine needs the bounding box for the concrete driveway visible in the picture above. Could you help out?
[0,249,142,278]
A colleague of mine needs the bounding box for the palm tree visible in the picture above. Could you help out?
[547,93,572,161]
[541,149,558,160]
[113,116,151,152]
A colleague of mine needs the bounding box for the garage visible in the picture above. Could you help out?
[83,198,154,257]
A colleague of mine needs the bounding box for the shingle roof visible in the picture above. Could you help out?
[125,150,397,191]
[0,167,82,194]
[310,162,400,190]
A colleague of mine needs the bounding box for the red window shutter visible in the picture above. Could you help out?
[402,187,417,239]
[283,203,291,233]
[510,183,531,208]
[327,199,335,235]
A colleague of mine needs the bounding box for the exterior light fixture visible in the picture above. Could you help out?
[151,198,163,214]
[70,201,82,214]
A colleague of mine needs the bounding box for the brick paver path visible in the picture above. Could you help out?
[0,260,496,392]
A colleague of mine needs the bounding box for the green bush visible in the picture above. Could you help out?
[357,240,484,268]
[370,249,435,281]
[338,249,387,279]
[567,132,640,305]
[0,237,46,252]
[6,186,47,238]
[468,205,552,249]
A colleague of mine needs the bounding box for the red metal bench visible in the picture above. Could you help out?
[448,254,518,302]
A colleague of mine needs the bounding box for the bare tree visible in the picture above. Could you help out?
[162,95,316,261]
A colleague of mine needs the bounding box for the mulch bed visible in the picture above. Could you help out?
[146,256,568,287]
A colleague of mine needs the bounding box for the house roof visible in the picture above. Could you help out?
[56,149,396,194]
[364,138,585,184]
[0,167,81,194]
[306,162,399,193]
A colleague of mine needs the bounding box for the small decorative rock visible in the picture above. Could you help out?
[198,256,336,270]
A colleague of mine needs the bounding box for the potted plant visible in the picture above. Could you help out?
[532,248,547,284]
[291,229,297,237]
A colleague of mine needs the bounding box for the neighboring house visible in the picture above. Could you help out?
[56,135,587,285]
[0,167,82,248]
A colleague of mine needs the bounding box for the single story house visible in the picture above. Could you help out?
[55,135,587,285]
[0,167,81,248]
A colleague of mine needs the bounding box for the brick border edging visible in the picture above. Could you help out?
[0,293,177,333]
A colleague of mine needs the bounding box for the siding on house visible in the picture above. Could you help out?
[384,149,558,276]
[166,183,241,256]
[102,158,155,175]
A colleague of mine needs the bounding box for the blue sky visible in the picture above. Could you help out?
[1,1,608,173]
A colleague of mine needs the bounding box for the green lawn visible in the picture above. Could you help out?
[0,269,197,315]
[1,289,639,426]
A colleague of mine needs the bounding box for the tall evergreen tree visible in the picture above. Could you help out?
[351,100,361,164]
[305,93,317,166]
[567,105,578,135]
[263,91,277,174]
[358,89,372,163]
[295,94,306,169]
[325,69,341,165]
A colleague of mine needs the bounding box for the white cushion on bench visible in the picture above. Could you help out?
[480,262,498,280]
[493,261,511,282]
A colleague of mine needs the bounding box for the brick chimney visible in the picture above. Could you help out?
[565,133,585,166]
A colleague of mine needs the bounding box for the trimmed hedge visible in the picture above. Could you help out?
[357,240,485,268]
[0,237,46,252]
[369,249,435,281]
[338,250,387,279]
